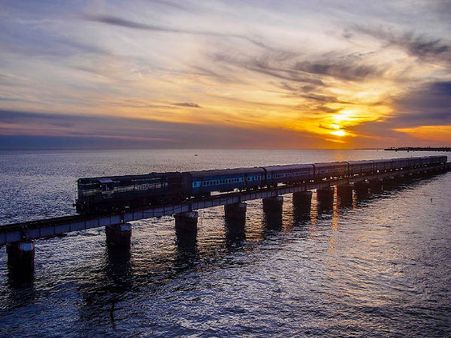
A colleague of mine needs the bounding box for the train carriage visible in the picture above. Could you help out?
[420,157,431,167]
[372,159,392,172]
[430,155,447,165]
[393,157,412,170]
[189,167,265,197]
[348,160,374,176]
[313,162,348,180]
[263,164,314,186]
[75,172,189,214]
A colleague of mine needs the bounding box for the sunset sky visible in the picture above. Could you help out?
[0,0,450,149]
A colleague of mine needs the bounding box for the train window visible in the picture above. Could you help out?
[80,189,98,196]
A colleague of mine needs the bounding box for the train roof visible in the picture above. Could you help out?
[347,159,374,164]
[189,167,264,178]
[313,161,348,167]
[263,164,314,171]
[78,172,181,182]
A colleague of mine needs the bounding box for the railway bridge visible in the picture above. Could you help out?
[1,159,449,279]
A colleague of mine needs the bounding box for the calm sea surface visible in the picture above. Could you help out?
[0,149,450,337]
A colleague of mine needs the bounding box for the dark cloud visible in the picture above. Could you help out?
[213,53,325,86]
[84,14,179,33]
[213,49,383,88]
[292,60,383,81]
[0,110,325,149]
[172,102,201,108]
[83,14,264,48]
[393,81,451,126]
[404,35,449,59]
[354,26,451,64]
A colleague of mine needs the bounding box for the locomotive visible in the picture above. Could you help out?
[75,156,447,214]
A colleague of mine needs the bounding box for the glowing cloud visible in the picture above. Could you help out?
[0,0,449,148]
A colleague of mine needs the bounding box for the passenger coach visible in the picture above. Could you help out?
[75,156,447,215]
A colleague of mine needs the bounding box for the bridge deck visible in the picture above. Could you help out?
[0,164,449,246]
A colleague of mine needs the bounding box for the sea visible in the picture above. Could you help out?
[0,149,450,337]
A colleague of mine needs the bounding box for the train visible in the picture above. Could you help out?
[75,156,447,214]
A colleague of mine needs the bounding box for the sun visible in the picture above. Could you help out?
[330,129,347,137]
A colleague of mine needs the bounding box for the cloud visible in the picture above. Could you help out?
[83,14,263,47]
[1,1,450,148]
[0,110,329,149]
[172,102,201,108]
[292,60,383,81]
[344,80,451,146]
[213,48,383,87]
[393,81,451,126]
[354,26,451,64]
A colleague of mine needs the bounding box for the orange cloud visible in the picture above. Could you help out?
[394,125,451,143]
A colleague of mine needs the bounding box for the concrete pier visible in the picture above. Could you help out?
[317,187,334,210]
[397,174,409,183]
[336,184,353,205]
[224,203,247,247]
[106,223,132,248]
[263,196,283,231]
[7,241,35,277]
[401,172,415,183]
[175,211,198,235]
[175,211,199,249]
[369,179,383,193]
[293,191,312,215]
[224,202,247,225]
[383,176,396,189]
[263,196,283,214]
[354,181,370,198]
[224,202,247,241]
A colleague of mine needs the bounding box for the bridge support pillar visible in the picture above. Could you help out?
[106,223,132,248]
[263,196,283,214]
[398,174,408,183]
[225,202,247,226]
[224,203,247,244]
[175,211,198,237]
[293,191,312,215]
[336,184,353,206]
[369,179,383,193]
[317,187,334,210]
[263,196,283,230]
[405,172,415,182]
[7,241,35,278]
[354,181,370,198]
[383,176,396,189]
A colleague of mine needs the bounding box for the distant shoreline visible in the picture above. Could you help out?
[385,147,451,152]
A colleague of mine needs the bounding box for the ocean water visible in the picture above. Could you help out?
[0,149,450,337]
